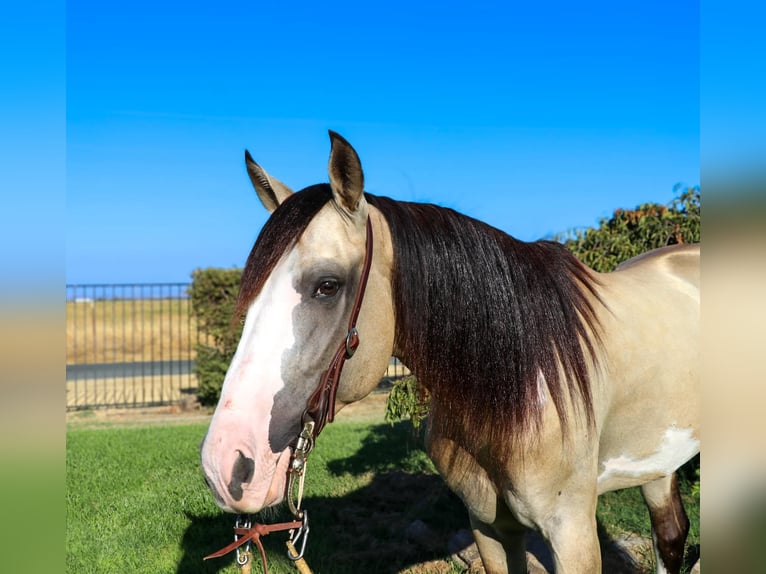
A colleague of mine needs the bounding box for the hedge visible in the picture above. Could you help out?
[188,267,243,405]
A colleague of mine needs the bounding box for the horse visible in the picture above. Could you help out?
[200,131,700,573]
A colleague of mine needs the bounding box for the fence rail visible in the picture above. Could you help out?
[66,283,410,411]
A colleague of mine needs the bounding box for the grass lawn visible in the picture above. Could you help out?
[66,412,699,573]
[66,418,463,574]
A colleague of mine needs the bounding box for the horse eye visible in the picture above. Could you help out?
[314,279,340,298]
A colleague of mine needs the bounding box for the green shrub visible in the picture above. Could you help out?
[384,375,430,431]
[188,267,243,405]
[557,184,700,272]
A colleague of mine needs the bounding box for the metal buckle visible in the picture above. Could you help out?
[345,327,359,358]
[288,511,310,561]
[234,515,252,566]
[288,421,315,517]
[294,421,315,462]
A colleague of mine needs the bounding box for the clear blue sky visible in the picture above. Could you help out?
[65,0,699,285]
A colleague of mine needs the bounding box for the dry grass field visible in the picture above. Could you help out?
[66,295,207,409]
[66,298,201,365]
[65,294,407,409]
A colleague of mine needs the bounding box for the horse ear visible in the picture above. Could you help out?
[328,131,367,216]
[245,150,294,214]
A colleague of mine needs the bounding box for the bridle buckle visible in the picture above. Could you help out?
[345,327,360,358]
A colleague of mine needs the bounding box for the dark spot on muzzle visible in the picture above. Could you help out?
[227,450,255,501]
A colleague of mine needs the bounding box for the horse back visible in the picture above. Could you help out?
[615,243,700,292]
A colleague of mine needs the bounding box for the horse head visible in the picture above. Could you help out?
[200,131,394,513]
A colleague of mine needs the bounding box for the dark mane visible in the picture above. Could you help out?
[366,194,603,454]
[237,186,603,455]
[235,184,333,318]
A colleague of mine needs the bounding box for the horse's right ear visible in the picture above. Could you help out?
[245,150,294,213]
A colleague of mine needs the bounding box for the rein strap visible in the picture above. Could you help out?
[203,519,303,573]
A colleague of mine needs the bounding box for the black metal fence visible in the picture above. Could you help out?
[66,282,410,411]
[66,283,198,410]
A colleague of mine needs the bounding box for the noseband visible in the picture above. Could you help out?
[205,216,375,572]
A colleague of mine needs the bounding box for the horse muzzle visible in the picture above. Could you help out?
[200,439,292,514]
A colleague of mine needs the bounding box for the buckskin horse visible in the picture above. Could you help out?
[200,131,700,573]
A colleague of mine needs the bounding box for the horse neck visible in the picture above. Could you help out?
[369,194,601,447]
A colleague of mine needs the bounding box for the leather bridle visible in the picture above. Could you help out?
[301,216,374,439]
[204,216,375,572]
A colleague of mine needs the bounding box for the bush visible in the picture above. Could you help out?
[557,185,700,272]
[188,267,243,405]
[384,375,430,430]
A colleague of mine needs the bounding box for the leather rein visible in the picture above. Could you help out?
[204,217,375,572]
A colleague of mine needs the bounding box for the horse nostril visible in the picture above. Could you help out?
[227,450,255,501]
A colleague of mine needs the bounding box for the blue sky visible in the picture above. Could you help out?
[65,0,699,284]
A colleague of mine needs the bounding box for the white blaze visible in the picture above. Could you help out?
[200,250,301,512]
[219,250,301,413]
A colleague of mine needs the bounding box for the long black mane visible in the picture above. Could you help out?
[366,194,602,453]
[237,186,603,454]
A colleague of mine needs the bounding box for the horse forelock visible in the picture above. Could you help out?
[235,185,333,321]
[365,194,604,458]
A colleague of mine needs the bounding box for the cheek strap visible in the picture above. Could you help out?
[301,216,374,438]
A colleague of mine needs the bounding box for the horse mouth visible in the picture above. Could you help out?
[261,446,293,508]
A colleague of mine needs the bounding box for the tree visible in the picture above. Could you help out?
[556,184,700,272]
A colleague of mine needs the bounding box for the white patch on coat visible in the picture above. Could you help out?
[223,249,301,401]
[597,426,699,493]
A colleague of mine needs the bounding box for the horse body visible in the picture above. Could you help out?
[200,132,699,573]
[596,245,700,494]
[422,243,699,573]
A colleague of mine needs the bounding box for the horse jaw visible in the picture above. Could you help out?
[200,251,301,514]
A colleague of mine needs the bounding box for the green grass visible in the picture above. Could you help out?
[67,420,699,573]
[66,420,463,574]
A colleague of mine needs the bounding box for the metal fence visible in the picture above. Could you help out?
[66,283,198,410]
[66,282,410,411]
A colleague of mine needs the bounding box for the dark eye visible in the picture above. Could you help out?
[313,279,340,299]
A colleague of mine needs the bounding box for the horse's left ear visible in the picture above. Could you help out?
[328,131,367,217]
